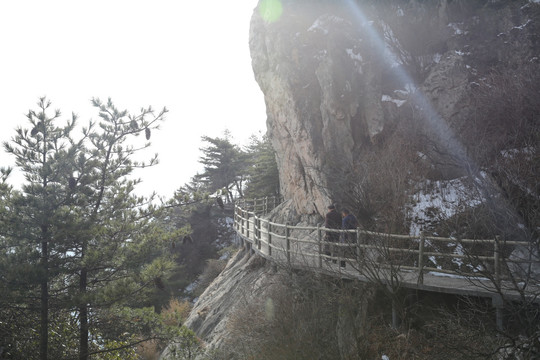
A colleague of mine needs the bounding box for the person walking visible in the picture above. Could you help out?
[341,208,358,238]
[340,209,359,267]
[324,204,341,262]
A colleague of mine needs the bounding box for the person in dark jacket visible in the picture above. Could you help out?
[341,208,358,240]
[340,209,359,267]
[324,204,341,261]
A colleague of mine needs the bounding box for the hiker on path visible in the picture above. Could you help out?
[340,208,359,267]
[341,208,358,242]
[324,204,341,261]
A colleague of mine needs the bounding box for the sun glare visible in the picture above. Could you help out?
[259,0,283,23]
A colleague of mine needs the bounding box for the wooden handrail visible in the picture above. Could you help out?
[233,199,537,284]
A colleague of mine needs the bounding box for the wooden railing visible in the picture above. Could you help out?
[233,197,537,291]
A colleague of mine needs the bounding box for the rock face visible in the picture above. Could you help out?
[163,1,540,358]
[160,250,278,358]
[181,251,273,349]
[250,0,540,216]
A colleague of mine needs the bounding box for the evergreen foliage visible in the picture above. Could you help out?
[0,97,187,360]
[0,99,281,359]
[244,134,280,199]
[196,132,247,202]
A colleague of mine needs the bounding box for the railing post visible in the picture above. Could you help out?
[268,222,272,257]
[241,209,245,236]
[254,199,258,215]
[356,229,362,264]
[391,297,399,329]
[493,235,504,332]
[246,211,250,240]
[418,232,425,285]
[494,235,501,287]
[317,225,322,268]
[257,217,262,250]
[286,225,291,265]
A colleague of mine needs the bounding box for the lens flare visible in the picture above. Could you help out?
[259,0,283,23]
[344,0,470,171]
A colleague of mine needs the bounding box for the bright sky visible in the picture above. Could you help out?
[0,0,267,200]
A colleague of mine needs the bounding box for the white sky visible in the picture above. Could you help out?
[0,0,267,200]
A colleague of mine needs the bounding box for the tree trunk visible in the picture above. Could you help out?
[234,180,244,198]
[40,239,48,360]
[79,265,89,360]
[79,268,88,360]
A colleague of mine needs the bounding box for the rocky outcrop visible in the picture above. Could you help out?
[250,0,540,216]
[160,250,279,358]
[163,1,540,358]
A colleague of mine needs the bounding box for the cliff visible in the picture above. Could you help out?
[250,0,539,222]
[162,0,539,358]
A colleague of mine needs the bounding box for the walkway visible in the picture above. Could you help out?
[233,198,539,311]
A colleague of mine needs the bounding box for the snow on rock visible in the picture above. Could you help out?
[407,177,482,236]
[500,147,534,159]
[346,48,364,74]
[512,19,532,30]
[345,48,363,62]
[451,243,465,268]
[381,94,406,107]
[448,22,466,35]
[308,14,348,34]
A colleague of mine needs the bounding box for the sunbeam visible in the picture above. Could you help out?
[344,0,473,175]
[342,0,535,243]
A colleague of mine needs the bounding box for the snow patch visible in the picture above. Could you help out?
[513,19,532,30]
[428,272,490,281]
[185,281,198,294]
[381,95,406,107]
[451,243,465,268]
[404,83,416,93]
[346,48,363,62]
[308,19,329,35]
[394,89,410,97]
[448,22,467,35]
[500,147,534,159]
[407,178,483,236]
[346,48,364,74]
[308,15,348,34]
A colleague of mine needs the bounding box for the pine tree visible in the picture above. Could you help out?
[2,98,81,360]
[0,98,183,359]
[244,134,280,199]
[197,132,247,202]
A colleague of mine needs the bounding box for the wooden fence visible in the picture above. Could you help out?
[234,197,537,289]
